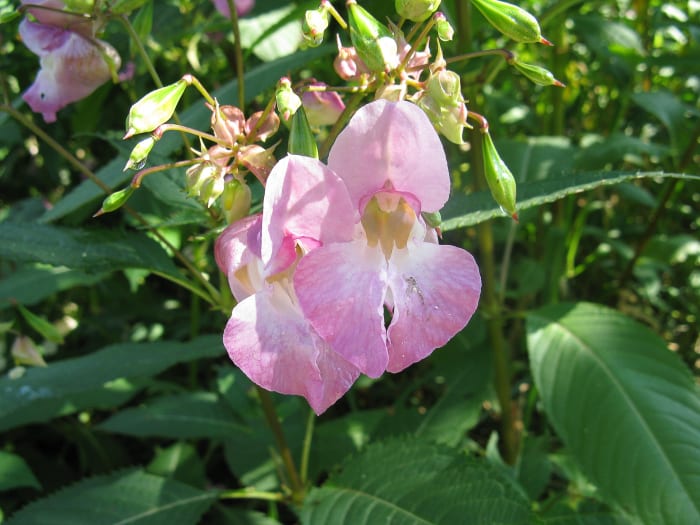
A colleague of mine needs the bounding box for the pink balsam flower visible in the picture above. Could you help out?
[293,100,481,378]
[216,156,360,414]
[211,0,255,18]
[19,1,121,122]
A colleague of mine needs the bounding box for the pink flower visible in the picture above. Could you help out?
[293,100,481,377]
[19,2,121,123]
[211,0,255,18]
[216,157,360,414]
[301,82,346,127]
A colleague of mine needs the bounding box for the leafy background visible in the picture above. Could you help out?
[1,0,698,523]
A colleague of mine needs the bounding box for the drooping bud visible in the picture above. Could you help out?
[347,0,399,73]
[510,59,565,87]
[199,171,226,208]
[123,135,157,171]
[288,107,319,159]
[11,336,46,368]
[482,131,518,220]
[302,5,330,47]
[221,179,252,224]
[124,79,188,138]
[186,162,217,197]
[210,103,246,145]
[301,83,346,126]
[434,12,454,41]
[470,0,551,45]
[94,186,136,217]
[245,110,281,142]
[395,0,441,22]
[426,69,463,107]
[275,77,302,123]
[334,35,371,81]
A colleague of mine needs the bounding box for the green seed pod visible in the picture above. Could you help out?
[347,0,398,72]
[511,59,565,87]
[482,131,518,219]
[222,179,252,224]
[395,0,441,22]
[288,107,319,159]
[123,135,157,171]
[124,79,188,138]
[94,186,136,217]
[470,0,550,45]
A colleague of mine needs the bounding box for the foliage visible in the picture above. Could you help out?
[1,0,698,524]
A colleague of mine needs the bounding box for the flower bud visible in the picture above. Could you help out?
[510,59,565,87]
[275,78,302,123]
[334,36,370,81]
[302,6,330,47]
[222,179,252,224]
[470,0,551,45]
[347,0,399,73]
[124,79,188,138]
[434,12,454,41]
[199,171,226,208]
[395,0,441,22]
[94,186,136,217]
[239,144,278,183]
[123,136,157,171]
[482,131,518,219]
[288,107,319,159]
[425,69,462,107]
[245,110,280,142]
[11,336,47,368]
[302,84,345,126]
[210,104,246,145]
[186,162,217,197]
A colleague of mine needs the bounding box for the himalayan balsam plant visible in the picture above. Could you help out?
[0,0,698,524]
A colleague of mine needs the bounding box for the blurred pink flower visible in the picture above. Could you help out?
[211,0,255,18]
[216,156,360,414]
[293,100,481,377]
[301,82,345,127]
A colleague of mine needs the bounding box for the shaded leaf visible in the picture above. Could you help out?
[0,451,41,491]
[527,302,700,525]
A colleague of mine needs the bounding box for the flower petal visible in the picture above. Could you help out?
[261,155,356,275]
[385,243,481,372]
[224,283,359,414]
[294,241,389,377]
[215,214,263,302]
[211,0,255,18]
[328,99,450,213]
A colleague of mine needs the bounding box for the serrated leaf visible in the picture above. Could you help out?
[526,302,700,525]
[40,46,334,223]
[441,171,700,231]
[99,392,247,439]
[0,451,41,491]
[301,437,535,524]
[4,469,216,525]
[0,336,223,431]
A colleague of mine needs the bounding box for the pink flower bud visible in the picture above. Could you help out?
[301,83,345,127]
[245,110,280,142]
[334,35,370,81]
[209,104,246,145]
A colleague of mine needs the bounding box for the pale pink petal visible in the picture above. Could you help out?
[224,283,360,414]
[211,0,255,18]
[215,214,263,302]
[328,99,450,213]
[261,155,357,275]
[385,243,481,372]
[294,241,389,378]
[21,0,94,37]
[20,21,120,123]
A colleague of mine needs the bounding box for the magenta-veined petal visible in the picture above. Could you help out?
[224,283,359,414]
[328,99,450,213]
[385,243,481,372]
[294,241,389,377]
[261,155,356,276]
[215,214,263,302]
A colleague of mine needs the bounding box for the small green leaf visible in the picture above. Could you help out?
[0,451,41,491]
[4,469,216,525]
[527,302,700,525]
[17,305,63,344]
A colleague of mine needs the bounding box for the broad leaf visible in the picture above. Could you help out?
[441,171,700,231]
[301,437,535,525]
[0,451,41,491]
[4,469,216,525]
[527,302,700,525]
[0,336,223,431]
[99,392,247,439]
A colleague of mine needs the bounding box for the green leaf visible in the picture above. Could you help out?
[0,335,223,431]
[301,437,535,524]
[147,442,207,488]
[441,171,700,231]
[0,451,41,491]
[40,46,334,223]
[17,305,64,344]
[526,302,700,525]
[631,91,700,152]
[0,223,178,276]
[540,501,632,524]
[0,266,105,310]
[239,4,304,61]
[99,392,248,439]
[4,469,216,525]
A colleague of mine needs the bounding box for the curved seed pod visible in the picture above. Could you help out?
[470,0,551,45]
[482,131,518,220]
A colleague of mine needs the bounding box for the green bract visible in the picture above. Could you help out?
[288,107,319,159]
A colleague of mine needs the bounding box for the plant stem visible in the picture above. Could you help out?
[256,387,305,502]
[218,488,285,501]
[225,0,246,109]
[300,408,316,486]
